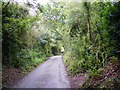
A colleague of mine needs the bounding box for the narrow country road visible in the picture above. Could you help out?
[15,55,70,88]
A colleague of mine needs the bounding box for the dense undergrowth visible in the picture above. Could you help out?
[80,60,120,88]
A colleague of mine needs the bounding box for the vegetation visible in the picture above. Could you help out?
[2,1,61,71]
[2,0,120,88]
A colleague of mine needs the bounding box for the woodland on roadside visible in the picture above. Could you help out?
[2,0,120,88]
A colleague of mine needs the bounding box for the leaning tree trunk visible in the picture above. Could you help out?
[84,2,91,42]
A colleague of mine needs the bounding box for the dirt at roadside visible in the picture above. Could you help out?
[2,68,27,88]
[80,61,120,88]
[69,73,88,88]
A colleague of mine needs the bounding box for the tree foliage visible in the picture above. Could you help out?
[2,1,62,69]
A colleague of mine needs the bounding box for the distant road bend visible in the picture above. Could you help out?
[15,55,70,88]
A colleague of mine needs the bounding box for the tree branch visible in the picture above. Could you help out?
[2,1,10,11]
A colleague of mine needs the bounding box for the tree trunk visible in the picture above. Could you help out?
[87,16,91,42]
[84,2,91,42]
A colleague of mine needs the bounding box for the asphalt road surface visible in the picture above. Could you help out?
[16,55,70,88]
